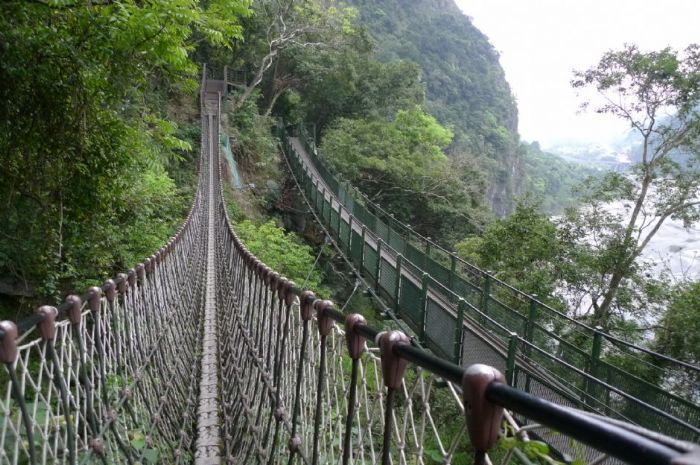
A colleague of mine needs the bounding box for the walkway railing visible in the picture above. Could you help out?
[278,123,700,444]
[0,67,696,465]
[0,130,209,464]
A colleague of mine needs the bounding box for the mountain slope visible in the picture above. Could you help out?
[348,0,521,215]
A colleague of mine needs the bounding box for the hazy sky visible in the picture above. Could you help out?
[454,0,700,147]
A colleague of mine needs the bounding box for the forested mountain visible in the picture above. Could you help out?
[347,0,521,215]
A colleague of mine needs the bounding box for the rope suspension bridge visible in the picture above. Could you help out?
[0,67,698,465]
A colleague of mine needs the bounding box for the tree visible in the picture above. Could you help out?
[226,0,356,111]
[654,280,700,364]
[320,107,489,242]
[653,280,700,401]
[0,0,250,313]
[565,44,700,328]
[455,200,562,300]
[292,41,426,132]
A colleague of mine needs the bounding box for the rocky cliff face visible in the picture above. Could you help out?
[349,0,522,216]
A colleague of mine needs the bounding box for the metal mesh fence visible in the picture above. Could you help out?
[282,127,700,442]
[378,258,397,303]
[424,298,457,359]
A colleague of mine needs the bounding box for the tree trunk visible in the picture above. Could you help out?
[264,86,288,116]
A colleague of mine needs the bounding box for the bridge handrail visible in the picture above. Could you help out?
[292,122,699,374]
[296,123,699,369]
[218,161,696,464]
[281,122,700,442]
[0,68,695,464]
[210,114,695,465]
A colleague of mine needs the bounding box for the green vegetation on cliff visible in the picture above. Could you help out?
[347,0,521,215]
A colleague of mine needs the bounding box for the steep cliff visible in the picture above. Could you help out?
[349,0,522,215]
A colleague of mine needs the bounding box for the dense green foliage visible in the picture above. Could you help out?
[346,0,521,215]
[654,280,700,365]
[291,44,426,132]
[0,0,250,315]
[233,220,324,291]
[455,201,562,300]
[321,108,488,241]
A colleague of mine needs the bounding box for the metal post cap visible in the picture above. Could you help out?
[380,331,410,389]
[462,364,505,454]
[35,306,58,340]
[345,314,367,360]
[315,300,335,336]
[0,321,18,363]
[66,295,82,325]
[88,286,102,313]
[300,291,316,321]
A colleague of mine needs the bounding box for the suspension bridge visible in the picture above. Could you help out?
[0,67,698,465]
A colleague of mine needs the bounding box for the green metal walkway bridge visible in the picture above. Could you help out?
[0,66,697,465]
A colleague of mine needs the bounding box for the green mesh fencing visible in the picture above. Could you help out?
[363,242,378,280]
[282,125,700,442]
[338,217,350,250]
[376,218,389,242]
[424,297,457,359]
[452,275,481,308]
[379,257,397,303]
[388,229,406,255]
[399,278,423,329]
[405,242,424,269]
[424,257,451,286]
[350,230,363,267]
[329,208,339,235]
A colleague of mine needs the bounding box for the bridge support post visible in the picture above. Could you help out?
[312,300,335,465]
[360,225,367,274]
[462,364,505,465]
[454,299,466,364]
[505,333,519,386]
[524,296,538,392]
[424,239,431,270]
[419,274,429,344]
[320,187,326,222]
[480,272,492,324]
[336,205,342,237]
[375,240,383,292]
[342,314,367,465]
[379,331,410,465]
[394,254,403,313]
[346,215,354,256]
[584,327,604,408]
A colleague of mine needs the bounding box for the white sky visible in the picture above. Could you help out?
[454,0,700,148]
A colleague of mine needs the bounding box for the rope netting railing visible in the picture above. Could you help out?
[277,124,700,443]
[214,133,697,465]
[291,122,700,381]
[210,75,696,464]
[0,135,209,463]
[0,66,697,465]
